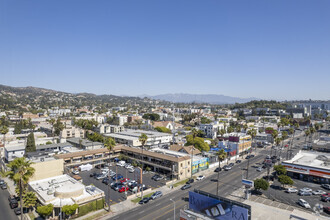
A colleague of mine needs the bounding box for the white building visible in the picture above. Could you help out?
[4,145,26,162]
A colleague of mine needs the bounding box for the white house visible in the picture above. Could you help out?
[4,145,26,162]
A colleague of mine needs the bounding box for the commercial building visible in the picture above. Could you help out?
[29,174,105,218]
[282,151,330,184]
[218,133,252,156]
[104,129,172,147]
[66,138,104,150]
[96,124,124,134]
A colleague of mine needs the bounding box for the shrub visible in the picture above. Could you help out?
[77,199,104,217]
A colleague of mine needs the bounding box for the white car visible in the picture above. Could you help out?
[196,175,205,181]
[72,170,79,175]
[257,167,263,172]
[125,163,132,169]
[286,188,298,193]
[127,168,135,173]
[126,165,134,170]
[300,187,312,192]
[298,199,311,209]
[312,190,326,195]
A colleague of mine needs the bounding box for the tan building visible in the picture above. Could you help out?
[60,126,85,139]
[29,158,64,182]
[22,113,39,119]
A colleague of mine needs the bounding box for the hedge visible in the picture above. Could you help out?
[76,199,105,217]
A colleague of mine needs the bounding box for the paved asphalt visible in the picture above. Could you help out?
[79,165,167,205]
[109,130,324,220]
[0,187,18,220]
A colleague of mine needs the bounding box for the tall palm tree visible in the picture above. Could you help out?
[216,149,226,196]
[5,157,35,220]
[247,129,257,153]
[0,126,9,163]
[138,133,148,199]
[190,128,198,179]
[304,129,310,147]
[104,137,116,212]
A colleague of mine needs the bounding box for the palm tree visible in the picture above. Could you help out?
[190,128,199,178]
[216,149,226,196]
[0,126,9,163]
[304,129,310,147]
[104,137,116,212]
[5,157,35,220]
[138,133,148,199]
[247,129,257,153]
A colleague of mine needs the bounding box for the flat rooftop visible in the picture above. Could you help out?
[283,150,330,170]
[29,174,104,207]
[105,129,172,139]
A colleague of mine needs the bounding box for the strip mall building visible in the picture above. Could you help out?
[282,151,330,184]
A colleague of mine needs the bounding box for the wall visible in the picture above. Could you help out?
[30,159,64,182]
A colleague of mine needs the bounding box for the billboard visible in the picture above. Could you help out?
[189,190,251,220]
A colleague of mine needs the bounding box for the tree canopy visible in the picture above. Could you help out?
[254,178,269,191]
[274,165,287,175]
[62,204,79,216]
[155,126,172,134]
[278,175,294,187]
[26,132,36,152]
[185,135,210,152]
[37,204,54,217]
[142,113,160,121]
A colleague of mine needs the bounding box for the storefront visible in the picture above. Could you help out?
[283,163,330,184]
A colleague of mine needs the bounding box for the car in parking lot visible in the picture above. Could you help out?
[153,175,164,181]
[196,175,205,181]
[214,167,222,172]
[324,206,330,214]
[128,180,137,186]
[118,186,129,193]
[228,163,234,167]
[112,174,124,180]
[72,169,79,175]
[321,184,330,190]
[186,179,194,184]
[113,183,124,191]
[139,197,150,204]
[321,193,330,202]
[117,161,126,166]
[298,191,312,196]
[128,167,135,173]
[300,187,312,192]
[285,188,298,193]
[120,178,130,183]
[312,190,326,195]
[257,167,263,172]
[90,172,98,177]
[150,191,163,200]
[298,199,311,209]
[102,177,111,185]
[181,184,191,190]
[236,160,241,163]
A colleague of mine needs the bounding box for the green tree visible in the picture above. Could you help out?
[304,129,310,146]
[142,113,160,121]
[185,135,210,152]
[227,126,234,133]
[216,149,227,196]
[23,191,37,212]
[0,125,9,158]
[54,118,65,136]
[5,157,35,220]
[14,122,22,134]
[62,204,79,218]
[138,133,148,199]
[26,132,36,152]
[37,204,54,219]
[200,117,212,124]
[278,175,294,188]
[154,126,171,134]
[104,137,116,212]
[274,165,287,175]
[254,178,269,191]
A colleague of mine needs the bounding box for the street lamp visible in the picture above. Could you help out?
[170,199,176,220]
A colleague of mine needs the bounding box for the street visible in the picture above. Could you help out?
[0,187,18,220]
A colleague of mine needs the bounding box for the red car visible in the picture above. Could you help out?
[120,178,130,183]
[324,207,330,215]
[118,186,129,193]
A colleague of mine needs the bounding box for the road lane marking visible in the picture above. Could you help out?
[154,201,186,220]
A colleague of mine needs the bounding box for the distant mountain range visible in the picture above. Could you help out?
[140,93,259,104]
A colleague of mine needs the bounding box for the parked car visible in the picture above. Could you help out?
[8,195,20,202]
[114,184,125,191]
[321,193,330,202]
[298,199,311,209]
[116,161,126,167]
[90,172,97,177]
[96,174,107,180]
[139,197,150,204]
[250,154,255,158]
[0,179,4,186]
[257,167,263,172]
[312,190,326,195]
[214,167,222,172]
[154,176,164,181]
[324,206,330,214]
[150,191,163,200]
[1,183,7,189]
[152,175,161,180]
[298,191,312,196]
[196,175,205,181]
[72,169,79,175]
[128,180,137,186]
[120,178,130,183]
[102,178,111,185]
[181,184,191,190]
[118,186,129,193]
[228,163,234,167]
[124,163,132,168]
[245,155,251,159]
[321,184,330,190]
[128,168,135,173]
[9,200,18,209]
[224,166,232,171]
[112,174,124,180]
[300,187,312,192]
[236,160,241,163]
[186,179,194,184]
[286,188,298,193]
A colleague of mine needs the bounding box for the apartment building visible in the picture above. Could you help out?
[60,126,85,139]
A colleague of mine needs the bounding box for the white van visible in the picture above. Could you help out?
[116,161,126,167]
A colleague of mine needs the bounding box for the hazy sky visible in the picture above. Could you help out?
[1,0,329,100]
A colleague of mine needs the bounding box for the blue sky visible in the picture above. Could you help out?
[1,0,329,100]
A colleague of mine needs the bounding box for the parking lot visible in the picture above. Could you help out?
[262,178,330,216]
[77,165,167,205]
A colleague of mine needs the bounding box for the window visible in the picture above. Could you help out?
[181,163,183,167]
